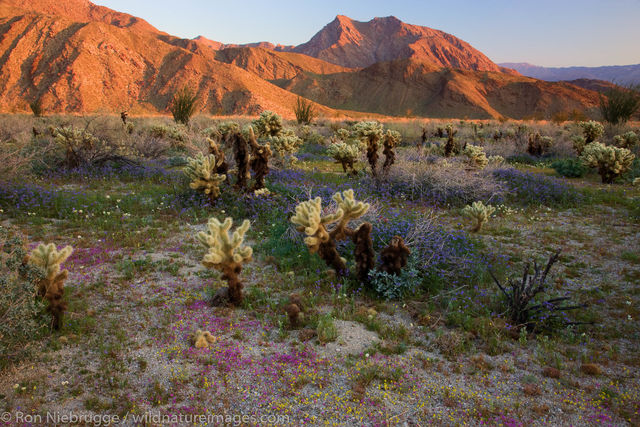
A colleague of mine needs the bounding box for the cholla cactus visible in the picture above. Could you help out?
[247,126,272,190]
[196,217,253,305]
[463,144,488,169]
[27,243,74,329]
[579,121,604,144]
[268,130,302,166]
[382,130,402,174]
[218,121,241,139]
[462,201,496,232]
[614,131,638,149]
[291,189,370,274]
[327,141,360,174]
[444,124,459,157]
[527,133,553,156]
[353,121,383,176]
[191,329,217,348]
[252,111,283,137]
[571,135,587,155]
[580,142,635,183]
[52,126,98,168]
[183,153,226,202]
[488,155,505,166]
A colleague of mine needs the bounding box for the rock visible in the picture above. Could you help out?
[211,287,230,306]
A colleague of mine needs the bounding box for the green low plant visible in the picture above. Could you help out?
[368,255,421,300]
[551,158,587,178]
[317,314,338,343]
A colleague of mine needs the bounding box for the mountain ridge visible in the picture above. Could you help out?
[0,0,603,118]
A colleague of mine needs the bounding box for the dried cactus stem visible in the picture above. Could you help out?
[352,223,375,283]
[319,240,348,275]
[247,127,271,191]
[366,141,379,176]
[221,263,244,305]
[232,133,250,190]
[379,236,410,275]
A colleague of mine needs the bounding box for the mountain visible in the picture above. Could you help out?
[214,47,350,81]
[275,58,600,119]
[292,15,517,74]
[499,62,640,85]
[0,0,604,118]
[0,0,334,116]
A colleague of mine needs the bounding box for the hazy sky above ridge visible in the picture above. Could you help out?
[93,0,640,67]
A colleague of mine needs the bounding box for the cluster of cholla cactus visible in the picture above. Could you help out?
[215,121,273,191]
[353,121,384,176]
[27,243,74,329]
[614,131,638,149]
[487,155,505,166]
[580,142,635,183]
[352,122,401,176]
[462,201,496,232]
[527,133,553,156]
[573,121,605,155]
[252,111,301,166]
[291,189,411,284]
[183,153,227,203]
[196,217,253,306]
[463,144,488,169]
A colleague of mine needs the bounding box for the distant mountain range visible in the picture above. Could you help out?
[499,63,640,86]
[0,0,605,118]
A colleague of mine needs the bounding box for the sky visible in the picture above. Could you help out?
[93,0,640,67]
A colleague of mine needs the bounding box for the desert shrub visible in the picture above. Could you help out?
[599,84,640,125]
[489,251,586,332]
[149,125,187,145]
[51,126,139,168]
[580,142,635,183]
[253,111,283,137]
[551,158,587,178]
[493,168,583,207]
[0,227,49,368]
[462,201,495,232]
[613,131,638,149]
[294,97,316,125]
[487,155,505,166]
[368,255,421,300]
[463,144,488,169]
[170,86,198,125]
[382,154,504,207]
